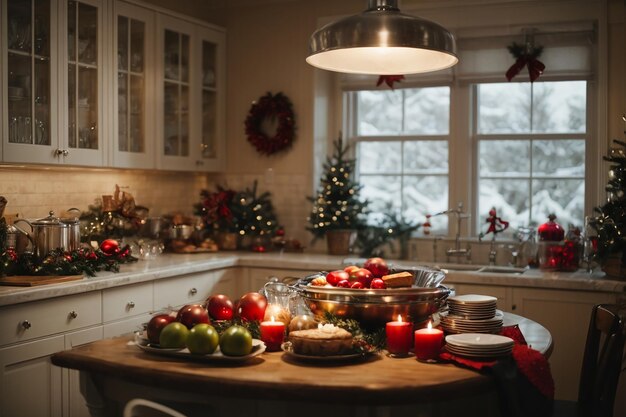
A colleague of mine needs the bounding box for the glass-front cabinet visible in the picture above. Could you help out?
[112,1,155,169]
[157,14,225,172]
[2,0,225,170]
[3,0,58,164]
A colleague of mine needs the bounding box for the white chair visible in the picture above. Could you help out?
[123,398,187,417]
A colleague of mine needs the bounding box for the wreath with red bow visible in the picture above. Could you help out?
[245,92,296,155]
[506,42,545,82]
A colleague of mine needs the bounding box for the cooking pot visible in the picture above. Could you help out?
[15,211,70,259]
[60,208,82,251]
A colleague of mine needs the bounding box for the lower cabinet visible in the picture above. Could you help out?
[0,335,65,417]
[64,327,104,417]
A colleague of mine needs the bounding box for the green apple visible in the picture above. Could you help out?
[187,323,219,355]
[159,322,189,349]
[219,325,253,356]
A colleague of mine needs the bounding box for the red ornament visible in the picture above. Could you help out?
[252,245,266,253]
[86,251,98,261]
[538,214,564,241]
[5,248,17,262]
[100,239,120,256]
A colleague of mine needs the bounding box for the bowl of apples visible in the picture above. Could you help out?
[294,258,450,329]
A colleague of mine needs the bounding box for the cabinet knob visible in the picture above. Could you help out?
[512,304,517,311]
[127,301,136,309]
[21,320,31,330]
[54,148,64,157]
[62,149,69,156]
[68,310,78,319]
[189,287,198,296]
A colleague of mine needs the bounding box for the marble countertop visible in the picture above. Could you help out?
[0,252,624,307]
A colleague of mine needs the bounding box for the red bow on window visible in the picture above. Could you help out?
[505,42,545,83]
[376,75,405,89]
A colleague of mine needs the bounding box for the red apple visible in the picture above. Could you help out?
[351,268,373,288]
[350,281,365,289]
[326,270,349,286]
[363,257,389,278]
[176,304,210,329]
[336,279,351,288]
[237,292,268,321]
[146,313,176,345]
[205,294,234,321]
[344,265,360,274]
[370,278,386,289]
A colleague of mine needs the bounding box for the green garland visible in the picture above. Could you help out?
[321,312,385,354]
[212,317,261,339]
[0,247,137,277]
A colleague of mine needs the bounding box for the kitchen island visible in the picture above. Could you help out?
[0,251,624,417]
[50,312,551,417]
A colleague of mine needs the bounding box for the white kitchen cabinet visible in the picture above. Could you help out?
[510,287,618,401]
[156,13,225,172]
[111,0,156,169]
[154,268,237,309]
[2,0,226,171]
[0,335,65,417]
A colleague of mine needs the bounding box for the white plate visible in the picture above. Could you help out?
[448,294,498,304]
[133,332,266,363]
[445,346,512,359]
[445,333,514,349]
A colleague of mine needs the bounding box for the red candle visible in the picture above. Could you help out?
[386,315,412,356]
[260,316,285,352]
[414,321,444,361]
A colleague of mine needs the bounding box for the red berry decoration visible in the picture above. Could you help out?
[100,239,120,256]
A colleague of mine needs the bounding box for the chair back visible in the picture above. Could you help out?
[578,304,625,417]
[123,398,187,417]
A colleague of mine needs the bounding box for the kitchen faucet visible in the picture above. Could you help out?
[434,203,471,263]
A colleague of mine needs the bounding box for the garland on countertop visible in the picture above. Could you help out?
[245,92,296,156]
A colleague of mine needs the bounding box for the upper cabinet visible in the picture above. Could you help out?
[1,0,226,171]
[156,14,225,172]
[111,1,156,169]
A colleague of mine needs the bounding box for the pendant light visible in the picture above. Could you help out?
[306,0,458,75]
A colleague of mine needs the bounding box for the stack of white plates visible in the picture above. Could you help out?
[442,294,501,334]
[441,310,504,334]
[445,333,514,359]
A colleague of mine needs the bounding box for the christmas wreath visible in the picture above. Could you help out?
[245,92,296,155]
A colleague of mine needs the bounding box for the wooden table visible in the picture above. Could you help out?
[51,313,552,417]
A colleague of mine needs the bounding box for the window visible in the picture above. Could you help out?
[475,81,587,234]
[346,87,451,231]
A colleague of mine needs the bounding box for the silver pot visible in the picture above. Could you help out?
[168,224,194,240]
[60,208,82,251]
[15,211,70,259]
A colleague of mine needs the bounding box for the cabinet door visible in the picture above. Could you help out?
[111,1,155,169]
[154,269,236,309]
[156,14,195,171]
[3,0,61,164]
[64,327,103,417]
[511,288,617,401]
[0,336,65,417]
[60,0,106,166]
[194,25,225,172]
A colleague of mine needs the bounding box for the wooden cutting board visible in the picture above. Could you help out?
[0,275,84,286]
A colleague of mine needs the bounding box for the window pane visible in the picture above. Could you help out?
[403,175,449,232]
[479,140,530,176]
[531,81,586,133]
[357,90,402,135]
[532,140,585,177]
[404,87,450,134]
[478,83,531,134]
[478,178,530,233]
[531,179,584,228]
[404,141,448,174]
[360,175,402,224]
[358,141,401,174]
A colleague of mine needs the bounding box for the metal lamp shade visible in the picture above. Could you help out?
[306,0,458,75]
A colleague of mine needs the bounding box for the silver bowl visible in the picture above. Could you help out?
[294,267,450,329]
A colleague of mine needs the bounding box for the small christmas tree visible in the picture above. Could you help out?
[592,137,626,271]
[307,135,367,240]
[231,180,280,238]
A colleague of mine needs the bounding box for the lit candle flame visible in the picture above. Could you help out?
[427,321,432,330]
[397,315,403,323]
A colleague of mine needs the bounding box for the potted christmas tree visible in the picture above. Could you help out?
[592,138,626,278]
[307,136,367,255]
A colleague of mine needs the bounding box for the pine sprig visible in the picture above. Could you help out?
[212,318,261,339]
[321,311,385,353]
